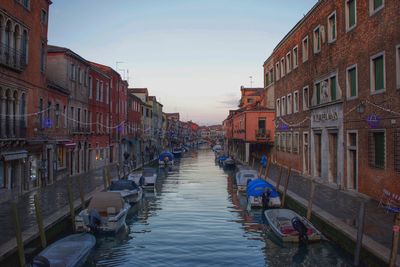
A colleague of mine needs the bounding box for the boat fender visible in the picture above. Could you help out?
[31,255,50,267]
[88,209,102,232]
[291,217,308,244]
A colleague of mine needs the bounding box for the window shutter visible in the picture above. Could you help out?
[374,132,385,168]
[350,68,357,97]
[374,0,383,9]
[316,83,321,104]
[349,0,356,27]
[330,77,337,101]
[375,56,384,91]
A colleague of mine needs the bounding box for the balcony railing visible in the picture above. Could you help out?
[0,43,27,71]
[70,125,90,134]
[255,129,271,139]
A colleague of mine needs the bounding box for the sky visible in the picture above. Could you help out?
[48,0,316,126]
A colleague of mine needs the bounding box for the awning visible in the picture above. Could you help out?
[65,142,76,148]
[2,150,28,161]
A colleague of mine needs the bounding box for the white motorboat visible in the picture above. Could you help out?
[75,192,130,233]
[128,172,143,186]
[264,209,321,243]
[31,233,96,267]
[223,157,236,168]
[142,168,157,189]
[158,151,174,167]
[108,179,143,204]
[172,147,184,157]
[235,169,259,192]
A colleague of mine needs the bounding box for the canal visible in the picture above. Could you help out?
[85,148,353,266]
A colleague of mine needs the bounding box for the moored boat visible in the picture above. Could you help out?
[108,179,143,204]
[247,179,281,208]
[142,167,158,189]
[75,192,130,233]
[235,169,259,192]
[172,146,184,157]
[223,157,236,168]
[264,209,321,243]
[127,172,144,186]
[31,233,96,267]
[158,151,174,167]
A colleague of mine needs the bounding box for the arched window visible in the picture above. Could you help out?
[21,30,28,65]
[13,25,20,67]
[13,91,17,135]
[20,93,26,128]
[5,21,12,63]
[5,90,11,136]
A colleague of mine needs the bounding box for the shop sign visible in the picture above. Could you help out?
[313,111,338,122]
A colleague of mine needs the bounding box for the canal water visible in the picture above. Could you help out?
[85,148,353,267]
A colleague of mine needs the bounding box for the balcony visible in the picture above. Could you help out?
[70,125,90,135]
[0,43,27,72]
[255,129,271,140]
[0,119,27,141]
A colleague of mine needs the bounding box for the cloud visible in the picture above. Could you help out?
[218,93,239,108]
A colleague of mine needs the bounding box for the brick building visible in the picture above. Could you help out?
[88,63,111,170]
[47,45,91,176]
[126,92,144,167]
[0,0,51,194]
[266,0,400,200]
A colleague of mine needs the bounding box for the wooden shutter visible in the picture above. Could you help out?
[330,77,337,101]
[316,83,321,104]
[350,68,357,97]
[349,0,356,27]
[374,0,383,10]
[375,56,384,91]
[374,132,385,168]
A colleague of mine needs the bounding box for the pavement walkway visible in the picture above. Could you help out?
[263,162,399,257]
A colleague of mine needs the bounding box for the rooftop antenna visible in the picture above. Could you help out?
[249,76,253,88]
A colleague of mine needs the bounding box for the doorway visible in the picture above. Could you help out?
[347,132,358,190]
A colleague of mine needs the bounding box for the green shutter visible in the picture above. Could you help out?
[374,56,384,91]
[374,0,383,10]
[330,77,337,101]
[349,0,356,27]
[332,19,336,39]
[316,83,321,104]
[350,68,357,97]
[374,132,385,168]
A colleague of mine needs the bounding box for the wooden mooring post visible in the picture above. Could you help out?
[251,157,255,169]
[354,201,366,266]
[275,165,283,192]
[265,160,271,179]
[306,179,316,220]
[389,213,400,267]
[11,202,25,267]
[103,167,108,189]
[281,167,291,208]
[77,176,86,209]
[34,194,47,249]
[66,181,75,231]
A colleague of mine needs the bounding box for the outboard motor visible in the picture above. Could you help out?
[31,255,50,267]
[262,189,272,210]
[291,216,308,244]
[87,209,102,232]
[163,156,169,165]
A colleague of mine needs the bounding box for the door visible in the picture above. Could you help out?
[329,132,338,183]
[303,132,309,174]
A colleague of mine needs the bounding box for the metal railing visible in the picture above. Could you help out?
[255,129,271,139]
[0,43,27,71]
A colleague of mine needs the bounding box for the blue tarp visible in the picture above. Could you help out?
[218,155,228,163]
[247,178,279,197]
[159,151,174,161]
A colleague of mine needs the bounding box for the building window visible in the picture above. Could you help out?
[395,130,400,173]
[347,65,358,99]
[100,81,104,102]
[280,58,285,77]
[303,86,309,111]
[287,93,292,115]
[71,64,76,80]
[293,46,298,69]
[347,132,358,190]
[396,45,400,89]
[286,52,291,73]
[106,83,109,104]
[370,0,384,15]
[22,0,30,9]
[346,0,357,31]
[314,82,321,105]
[281,96,286,116]
[328,11,337,43]
[368,131,385,169]
[281,133,286,152]
[293,132,299,153]
[96,79,100,101]
[55,103,60,128]
[276,99,281,117]
[40,43,45,72]
[287,132,292,153]
[275,62,280,81]
[88,76,92,98]
[41,9,47,24]
[293,91,299,113]
[276,133,280,151]
[315,132,322,177]
[302,36,309,62]
[370,52,385,93]
[248,98,253,104]
[313,26,321,54]
[57,146,66,169]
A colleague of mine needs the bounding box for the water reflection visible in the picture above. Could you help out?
[86,149,353,267]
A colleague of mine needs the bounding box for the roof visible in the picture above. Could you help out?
[89,61,121,78]
[47,45,89,65]
[129,88,148,94]
[89,63,111,79]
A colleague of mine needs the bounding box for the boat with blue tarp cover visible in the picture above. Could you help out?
[247,179,281,208]
[159,151,174,166]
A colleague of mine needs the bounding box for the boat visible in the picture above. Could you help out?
[235,169,259,192]
[247,179,281,208]
[75,192,130,233]
[172,146,184,157]
[108,179,143,204]
[128,172,144,186]
[212,144,222,153]
[223,157,236,168]
[31,233,96,267]
[217,155,227,165]
[142,167,158,189]
[264,209,321,243]
[158,151,174,167]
